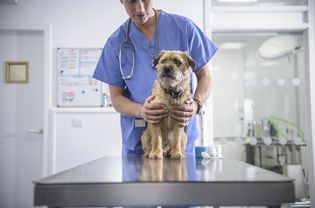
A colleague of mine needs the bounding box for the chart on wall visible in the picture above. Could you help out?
[57,48,103,107]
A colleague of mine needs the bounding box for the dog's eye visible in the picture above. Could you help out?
[173,59,182,67]
[161,59,167,64]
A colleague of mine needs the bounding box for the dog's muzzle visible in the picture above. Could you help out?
[162,66,172,75]
[161,66,177,80]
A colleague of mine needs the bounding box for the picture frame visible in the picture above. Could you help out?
[5,61,29,83]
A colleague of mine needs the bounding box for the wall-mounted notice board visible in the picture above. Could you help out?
[57,48,103,107]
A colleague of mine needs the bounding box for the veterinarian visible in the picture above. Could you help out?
[93,0,217,157]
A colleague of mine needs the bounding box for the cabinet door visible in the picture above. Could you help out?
[54,112,122,173]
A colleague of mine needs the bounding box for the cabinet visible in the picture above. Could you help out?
[53,109,121,173]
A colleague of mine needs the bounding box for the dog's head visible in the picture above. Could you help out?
[152,50,196,89]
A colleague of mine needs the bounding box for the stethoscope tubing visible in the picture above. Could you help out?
[119,9,159,80]
[119,19,135,80]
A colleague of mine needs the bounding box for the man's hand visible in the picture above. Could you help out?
[140,95,169,124]
[170,98,198,127]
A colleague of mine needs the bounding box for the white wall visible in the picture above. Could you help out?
[0,0,205,105]
[0,0,204,48]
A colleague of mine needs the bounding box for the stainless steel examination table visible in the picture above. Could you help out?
[33,155,295,207]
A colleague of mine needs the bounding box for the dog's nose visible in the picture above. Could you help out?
[163,67,172,74]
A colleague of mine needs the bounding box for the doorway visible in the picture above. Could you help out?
[211,31,309,200]
[0,29,46,208]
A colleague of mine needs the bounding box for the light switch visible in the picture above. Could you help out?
[72,118,83,128]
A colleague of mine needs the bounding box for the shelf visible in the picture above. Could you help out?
[214,137,307,147]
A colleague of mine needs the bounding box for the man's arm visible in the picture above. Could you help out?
[170,63,212,127]
[109,85,168,123]
[193,64,212,105]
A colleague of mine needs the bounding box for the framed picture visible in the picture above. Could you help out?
[5,61,29,83]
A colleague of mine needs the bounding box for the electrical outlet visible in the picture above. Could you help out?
[72,118,83,128]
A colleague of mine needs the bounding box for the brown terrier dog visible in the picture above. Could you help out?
[141,50,196,159]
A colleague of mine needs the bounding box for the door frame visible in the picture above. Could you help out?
[0,24,52,177]
[305,1,315,205]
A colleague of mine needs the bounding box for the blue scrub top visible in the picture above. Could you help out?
[93,10,217,155]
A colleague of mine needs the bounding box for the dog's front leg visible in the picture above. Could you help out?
[149,125,163,159]
[169,127,186,159]
[141,129,152,158]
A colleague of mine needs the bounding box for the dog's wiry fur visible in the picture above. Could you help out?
[141,50,196,159]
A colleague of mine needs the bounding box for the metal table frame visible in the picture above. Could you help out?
[34,156,295,207]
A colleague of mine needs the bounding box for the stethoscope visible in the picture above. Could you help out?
[119,9,159,80]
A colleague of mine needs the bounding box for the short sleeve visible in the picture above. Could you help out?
[186,18,217,72]
[93,38,125,87]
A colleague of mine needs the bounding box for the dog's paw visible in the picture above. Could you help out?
[170,153,183,160]
[149,151,163,159]
[143,152,150,158]
[170,150,185,160]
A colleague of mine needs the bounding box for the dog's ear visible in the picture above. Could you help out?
[152,50,166,68]
[184,51,196,69]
